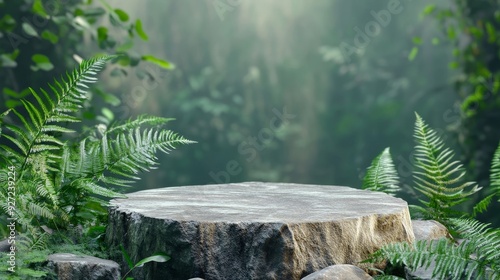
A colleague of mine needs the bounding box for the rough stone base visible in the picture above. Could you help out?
[107,182,414,280]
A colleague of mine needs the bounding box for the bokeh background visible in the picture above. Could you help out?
[2,0,500,223]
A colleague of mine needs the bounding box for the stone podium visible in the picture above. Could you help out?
[106,182,414,280]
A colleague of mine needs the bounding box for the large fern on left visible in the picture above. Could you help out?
[0,55,193,240]
[1,56,115,235]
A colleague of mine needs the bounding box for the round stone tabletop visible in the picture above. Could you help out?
[110,182,409,222]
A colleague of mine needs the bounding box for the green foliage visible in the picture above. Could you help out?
[0,55,192,278]
[364,114,500,279]
[0,236,52,279]
[362,147,400,196]
[0,0,173,111]
[369,218,500,280]
[490,142,500,200]
[411,113,480,224]
[120,245,170,280]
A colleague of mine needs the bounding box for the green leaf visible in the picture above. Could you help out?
[422,4,436,15]
[101,107,114,121]
[120,245,134,269]
[447,26,456,40]
[449,61,459,69]
[116,39,134,52]
[41,30,58,44]
[74,16,91,30]
[362,147,400,196]
[134,253,170,268]
[6,100,21,108]
[114,9,129,22]
[83,7,106,17]
[142,55,174,69]
[431,37,440,45]
[412,36,422,45]
[408,47,419,61]
[135,19,148,41]
[32,0,48,17]
[2,87,19,98]
[0,54,17,67]
[97,26,108,43]
[32,54,54,71]
[486,22,496,43]
[95,88,121,106]
[22,22,38,37]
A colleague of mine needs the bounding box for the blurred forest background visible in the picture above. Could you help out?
[1,0,500,223]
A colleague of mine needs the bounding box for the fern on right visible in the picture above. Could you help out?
[490,142,500,200]
[369,218,500,279]
[411,113,481,224]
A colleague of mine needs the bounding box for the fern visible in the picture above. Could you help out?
[368,218,500,280]
[490,141,500,200]
[412,113,481,224]
[362,147,400,196]
[1,56,112,170]
[0,55,193,252]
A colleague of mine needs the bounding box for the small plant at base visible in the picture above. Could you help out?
[120,245,170,280]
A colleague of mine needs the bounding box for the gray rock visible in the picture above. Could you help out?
[412,220,449,241]
[107,182,414,280]
[0,238,11,252]
[405,220,450,280]
[301,264,373,280]
[47,253,120,280]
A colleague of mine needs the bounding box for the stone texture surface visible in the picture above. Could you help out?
[412,220,449,241]
[107,182,414,280]
[0,238,10,252]
[47,253,120,280]
[301,264,373,280]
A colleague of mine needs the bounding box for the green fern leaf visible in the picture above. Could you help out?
[413,113,481,223]
[490,141,500,200]
[362,147,400,196]
[1,55,115,173]
[73,179,127,198]
[106,114,175,133]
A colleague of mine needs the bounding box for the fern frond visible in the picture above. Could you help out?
[67,126,195,188]
[72,179,126,198]
[371,238,493,280]
[490,141,500,200]
[450,218,500,266]
[369,218,500,280]
[362,147,400,196]
[412,113,481,223]
[106,114,175,133]
[26,201,55,220]
[473,193,495,216]
[1,55,115,174]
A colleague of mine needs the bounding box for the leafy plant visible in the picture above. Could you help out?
[362,147,400,196]
[119,245,170,280]
[0,0,173,108]
[362,114,500,279]
[490,142,500,201]
[0,55,193,278]
[411,113,480,224]
[369,218,500,280]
